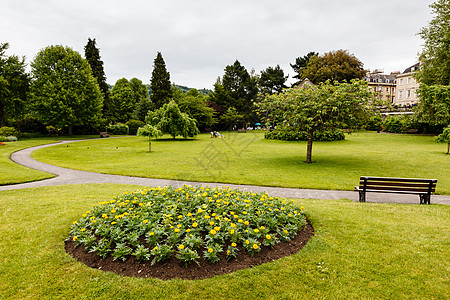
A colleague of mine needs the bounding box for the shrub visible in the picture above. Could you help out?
[0,136,7,142]
[6,136,18,142]
[125,120,145,135]
[107,123,129,135]
[382,115,416,133]
[15,117,46,133]
[365,115,383,131]
[46,126,62,136]
[265,126,345,142]
[0,126,18,137]
[67,185,306,266]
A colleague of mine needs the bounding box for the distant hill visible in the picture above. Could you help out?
[108,83,212,96]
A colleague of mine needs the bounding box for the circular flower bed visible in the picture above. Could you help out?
[66,185,311,278]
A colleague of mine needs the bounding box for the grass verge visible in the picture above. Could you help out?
[32,132,450,194]
[0,184,448,299]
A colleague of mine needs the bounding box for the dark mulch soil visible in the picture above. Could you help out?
[65,220,314,280]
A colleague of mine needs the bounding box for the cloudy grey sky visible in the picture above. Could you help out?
[2,0,434,89]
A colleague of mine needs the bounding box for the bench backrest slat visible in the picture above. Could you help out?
[358,176,437,194]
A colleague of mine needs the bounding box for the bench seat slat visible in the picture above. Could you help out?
[358,186,435,193]
[359,181,436,188]
[360,176,437,183]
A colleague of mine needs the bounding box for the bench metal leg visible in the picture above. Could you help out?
[359,191,366,202]
[419,194,431,205]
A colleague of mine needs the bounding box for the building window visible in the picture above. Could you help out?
[386,87,390,92]
[407,90,411,98]
[407,77,411,84]
[399,91,403,99]
[399,78,403,85]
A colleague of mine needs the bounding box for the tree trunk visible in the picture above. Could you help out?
[447,143,449,154]
[149,137,152,153]
[68,125,73,136]
[306,129,314,163]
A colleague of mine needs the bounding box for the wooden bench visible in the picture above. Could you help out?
[238,128,246,133]
[355,176,437,204]
[99,132,110,138]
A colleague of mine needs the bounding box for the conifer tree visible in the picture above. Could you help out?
[84,38,110,118]
[150,52,172,109]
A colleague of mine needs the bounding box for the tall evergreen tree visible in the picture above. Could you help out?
[84,38,110,119]
[150,52,172,109]
[259,65,288,95]
[110,78,136,123]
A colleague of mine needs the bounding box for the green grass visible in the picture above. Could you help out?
[0,184,448,299]
[0,136,102,186]
[32,132,450,194]
[0,139,57,185]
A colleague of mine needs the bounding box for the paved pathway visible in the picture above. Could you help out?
[2,140,450,205]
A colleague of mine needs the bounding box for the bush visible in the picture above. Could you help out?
[265,126,345,142]
[107,123,129,135]
[15,117,46,133]
[6,136,17,142]
[365,115,383,131]
[0,126,18,137]
[18,132,43,139]
[125,120,145,135]
[67,185,306,265]
[0,136,7,142]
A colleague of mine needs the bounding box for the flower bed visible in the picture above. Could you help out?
[67,185,306,267]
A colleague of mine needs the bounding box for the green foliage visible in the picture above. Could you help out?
[265,127,345,141]
[416,84,450,126]
[30,45,103,135]
[173,88,215,129]
[107,123,129,135]
[84,38,110,119]
[145,100,199,139]
[125,120,145,135]
[290,51,318,82]
[435,125,450,153]
[0,126,18,136]
[14,116,46,133]
[110,78,136,123]
[259,79,373,163]
[416,0,450,85]
[364,115,383,131]
[136,124,162,139]
[297,50,366,84]
[0,43,30,127]
[150,52,172,109]
[259,65,288,95]
[67,185,306,264]
[382,115,409,133]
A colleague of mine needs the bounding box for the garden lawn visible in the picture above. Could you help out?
[0,139,57,185]
[0,184,448,299]
[32,132,450,194]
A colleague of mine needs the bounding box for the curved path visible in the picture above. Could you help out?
[2,140,450,205]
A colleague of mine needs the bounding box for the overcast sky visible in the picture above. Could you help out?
[2,0,435,89]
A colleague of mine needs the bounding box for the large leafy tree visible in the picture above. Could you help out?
[298,50,366,84]
[290,51,318,84]
[30,45,102,135]
[259,65,288,95]
[84,38,110,119]
[150,52,172,109]
[416,0,450,86]
[130,77,152,122]
[0,43,30,126]
[173,88,215,130]
[110,78,136,123]
[259,80,373,163]
[145,100,198,139]
[416,84,450,126]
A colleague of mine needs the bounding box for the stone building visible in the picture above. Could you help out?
[395,63,420,107]
[364,69,398,103]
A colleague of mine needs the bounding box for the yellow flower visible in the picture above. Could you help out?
[198,208,203,214]
[231,242,237,247]
[214,226,220,231]
[187,212,192,217]
[72,221,77,225]
[143,219,148,224]
[209,221,215,226]
[230,223,236,228]
[73,236,78,241]
[179,244,185,250]
[210,229,217,235]
[245,240,250,245]
[174,228,180,233]
[153,246,158,251]
[177,224,182,228]
[266,234,271,240]
[102,214,108,219]
[227,250,231,255]
[260,226,265,230]
[205,215,210,219]
[149,232,155,236]
[192,222,198,228]
[82,214,87,218]
[111,221,117,225]
[178,215,183,219]
[243,211,248,215]
[186,229,191,232]
[238,219,243,223]
[244,221,249,225]
[80,228,86,232]
[208,248,213,253]
[283,229,288,234]
[254,228,259,233]
[253,244,259,250]
[111,209,116,213]
[230,229,235,234]
[202,192,207,197]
